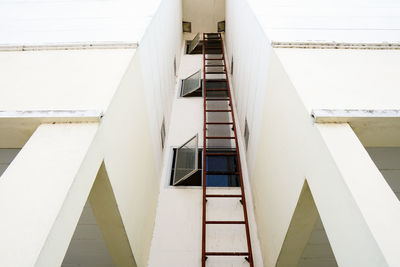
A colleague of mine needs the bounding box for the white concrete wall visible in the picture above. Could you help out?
[225,0,272,178]
[226,0,400,266]
[251,49,400,267]
[0,0,161,44]
[0,49,133,111]
[147,39,264,266]
[183,0,225,34]
[137,0,183,171]
[0,0,183,266]
[247,0,400,43]
[275,49,400,113]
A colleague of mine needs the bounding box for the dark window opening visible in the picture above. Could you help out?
[170,148,203,186]
[218,21,225,32]
[183,21,191,33]
[170,147,240,187]
[180,70,202,97]
[244,119,249,150]
[160,118,166,149]
[186,40,203,54]
[187,33,202,54]
[230,56,234,75]
[181,80,203,97]
[173,56,177,77]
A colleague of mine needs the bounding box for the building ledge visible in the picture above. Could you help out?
[272,42,400,50]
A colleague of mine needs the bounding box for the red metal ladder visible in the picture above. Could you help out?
[201,32,254,266]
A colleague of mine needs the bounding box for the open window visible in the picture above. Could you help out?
[172,135,199,185]
[186,33,203,54]
[170,135,240,187]
[181,70,202,97]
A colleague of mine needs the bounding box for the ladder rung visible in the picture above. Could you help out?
[205,98,230,101]
[206,136,235,139]
[206,152,237,156]
[205,65,225,67]
[205,252,249,256]
[205,58,224,60]
[206,194,242,198]
[206,79,227,82]
[206,122,233,124]
[205,109,231,112]
[206,72,226,74]
[206,221,245,224]
[205,171,240,175]
[205,88,228,91]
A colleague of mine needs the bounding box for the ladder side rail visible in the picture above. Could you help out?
[201,33,207,267]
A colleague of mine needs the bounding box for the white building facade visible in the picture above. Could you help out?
[0,0,400,266]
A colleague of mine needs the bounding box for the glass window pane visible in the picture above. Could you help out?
[173,135,199,185]
[181,70,202,97]
[188,33,201,54]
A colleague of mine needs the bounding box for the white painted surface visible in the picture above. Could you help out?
[137,0,183,173]
[0,123,101,267]
[250,46,400,266]
[62,202,114,267]
[0,0,160,45]
[225,2,400,263]
[148,32,263,266]
[0,49,134,111]
[0,0,183,265]
[275,49,400,113]
[225,0,272,178]
[183,0,225,34]
[247,0,400,43]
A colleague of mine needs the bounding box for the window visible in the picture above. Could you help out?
[172,135,199,185]
[173,56,177,77]
[181,70,202,97]
[182,21,191,32]
[160,118,166,149]
[230,56,234,75]
[170,135,240,187]
[186,33,202,54]
[244,118,249,150]
[218,21,225,32]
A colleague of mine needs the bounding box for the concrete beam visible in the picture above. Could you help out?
[276,181,319,267]
[314,123,400,267]
[0,42,138,52]
[0,110,102,148]
[0,123,101,267]
[89,162,137,267]
[311,109,400,123]
[312,109,400,146]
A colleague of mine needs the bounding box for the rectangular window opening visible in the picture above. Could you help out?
[160,118,166,149]
[182,21,191,33]
[181,70,202,97]
[186,33,202,54]
[244,118,249,150]
[218,21,225,32]
[170,139,240,187]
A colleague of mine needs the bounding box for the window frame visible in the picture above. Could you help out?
[181,70,202,97]
[188,33,201,54]
[172,134,199,186]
